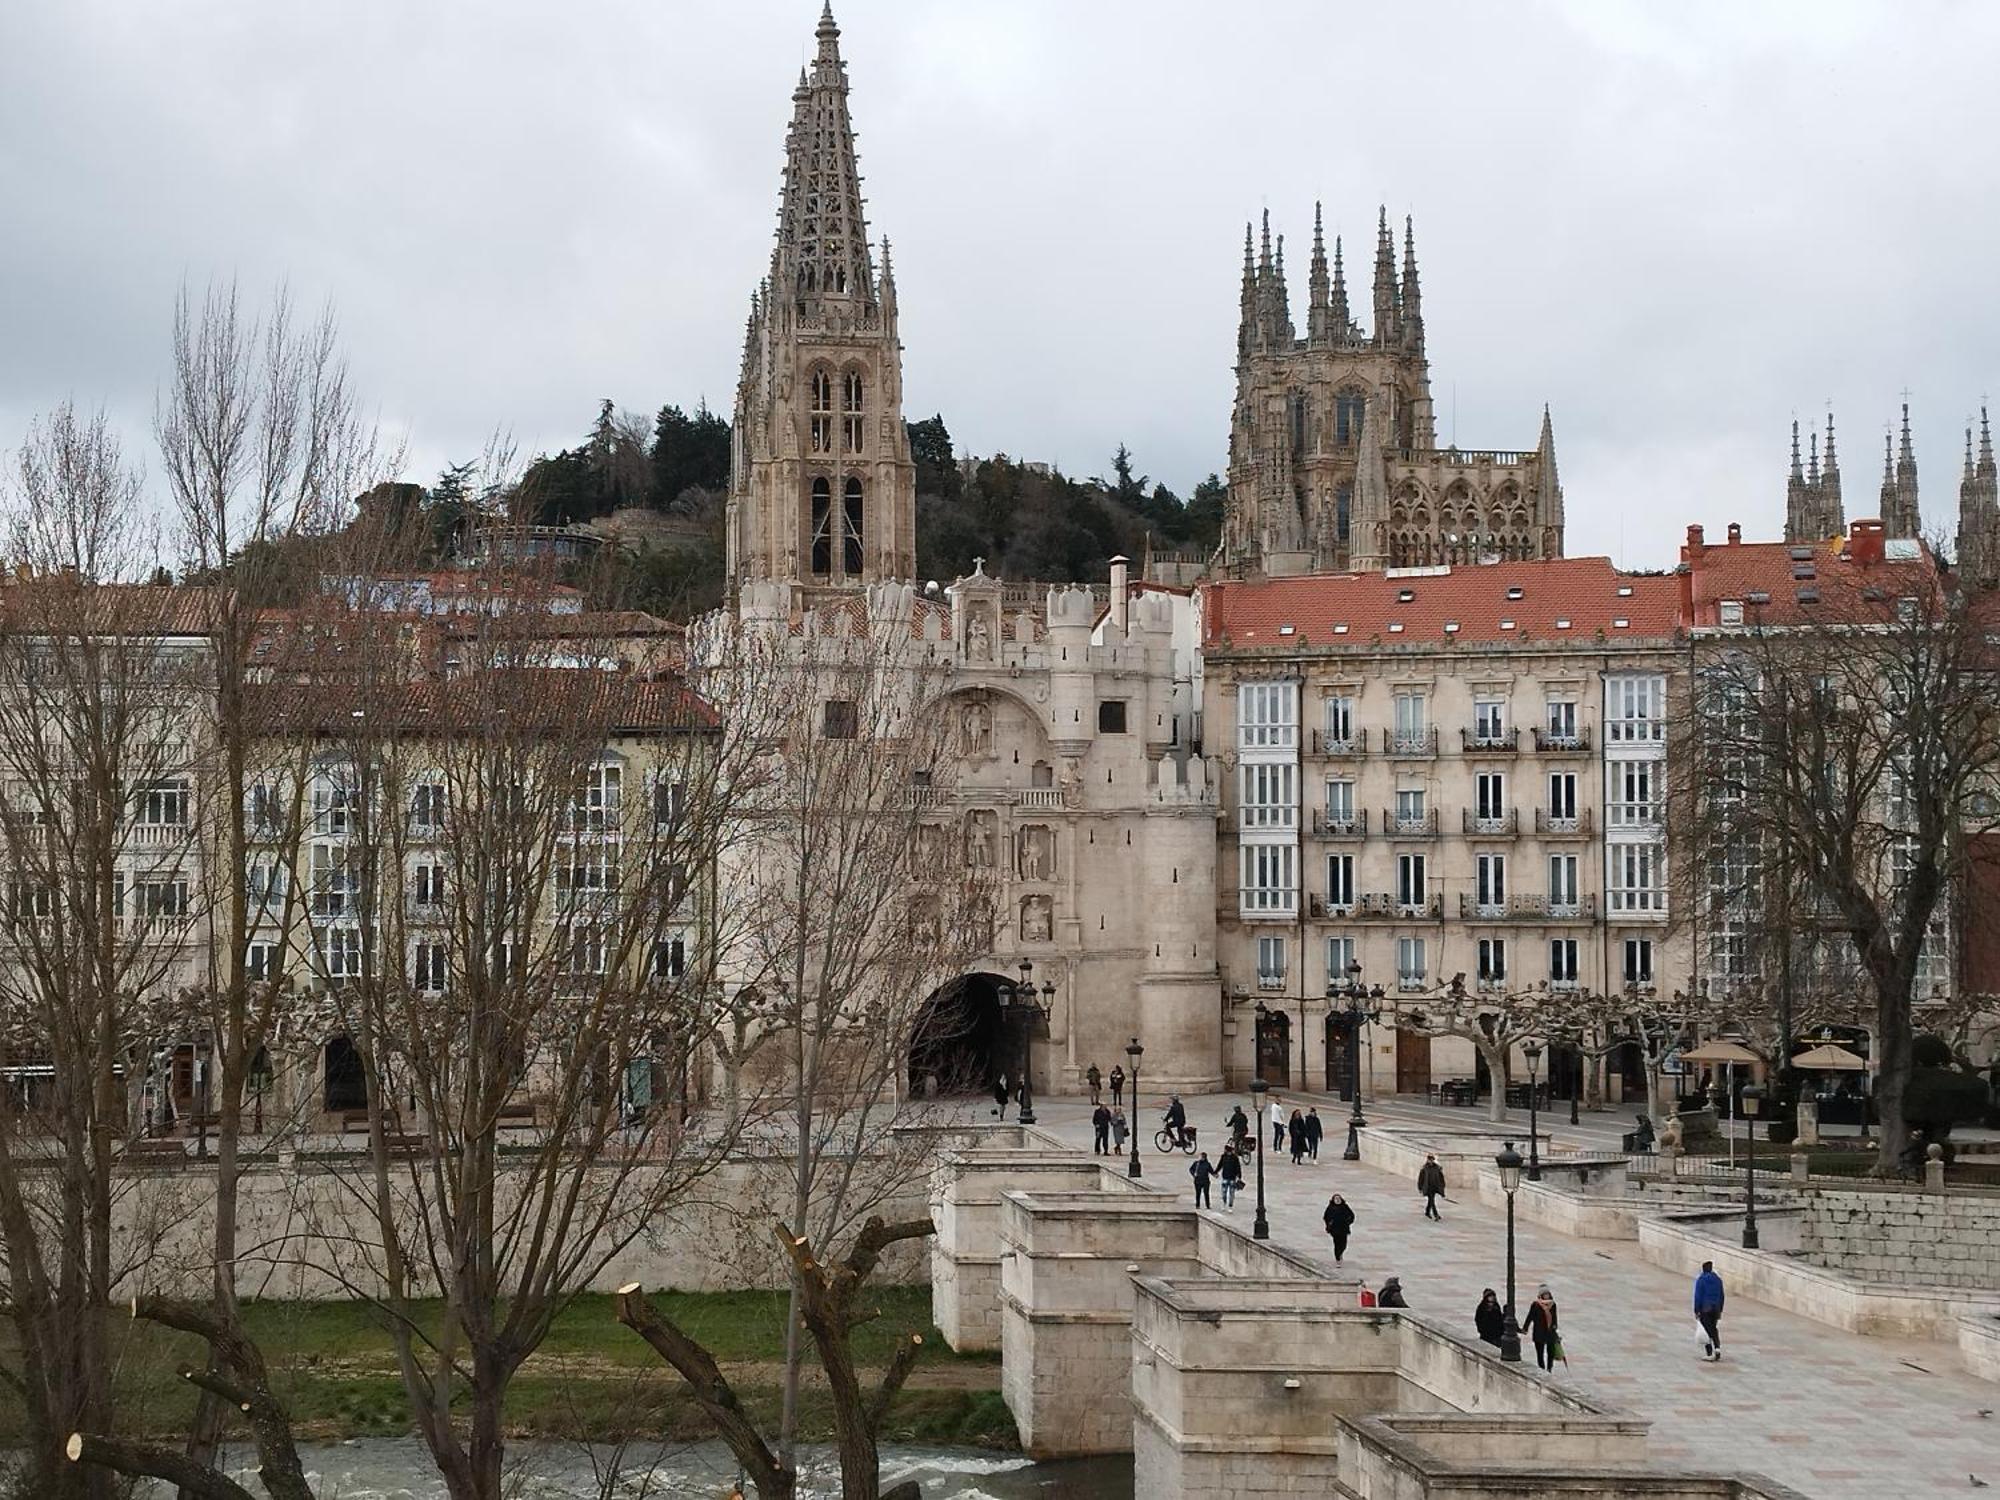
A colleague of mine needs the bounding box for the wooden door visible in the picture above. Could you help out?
[1395,1028,1432,1095]
[1255,1010,1291,1089]
[1325,1017,1358,1101]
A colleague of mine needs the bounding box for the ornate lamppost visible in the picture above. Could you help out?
[1000,959,1056,1126]
[1125,1037,1144,1179]
[1496,1140,1524,1362]
[1522,1040,1543,1182]
[1327,959,1382,1162]
[1740,1081,1763,1249]
[1249,1074,1271,1240]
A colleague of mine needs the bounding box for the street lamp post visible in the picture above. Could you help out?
[1249,1074,1271,1239]
[1496,1141,1524,1362]
[1740,1082,1763,1250]
[1327,959,1380,1163]
[1522,1040,1543,1182]
[1125,1037,1144,1179]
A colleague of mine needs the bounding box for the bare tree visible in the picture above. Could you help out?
[1670,563,2000,1172]
[616,597,988,1500]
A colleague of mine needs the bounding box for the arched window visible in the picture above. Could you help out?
[842,478,865,576]
[1335,483,1352,544]
[842,369,865,453]
[810,369,833,454]
[811,477,833,575]
[1335,391,1367,446]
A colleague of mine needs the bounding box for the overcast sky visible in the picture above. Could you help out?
[2,1,1995,572]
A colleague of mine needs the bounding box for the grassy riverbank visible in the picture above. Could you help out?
[0,1286,1015,1449]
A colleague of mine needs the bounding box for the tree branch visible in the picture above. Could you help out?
[65,1433,259,1500]
[866,1331,925,1432]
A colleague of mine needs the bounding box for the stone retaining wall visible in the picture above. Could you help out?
[1798,1188,2000,1290]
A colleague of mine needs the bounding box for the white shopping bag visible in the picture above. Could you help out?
[1694,1316,1715,1359]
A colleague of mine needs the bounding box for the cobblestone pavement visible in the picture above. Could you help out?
[1023,1091,2000,1499]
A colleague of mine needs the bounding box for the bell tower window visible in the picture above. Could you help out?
[842,478,865,576]
[842,369,865,453]
[810,369,833,454]
[811,477,832,576]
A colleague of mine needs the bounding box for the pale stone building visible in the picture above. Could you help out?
[717,7,1223,1099]
[1201,558,1686,1100]
[1222,207,1562,576]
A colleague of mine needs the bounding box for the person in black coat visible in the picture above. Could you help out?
[1217,1144,1244,1209]
[1416,1154,1447,1220]
[1108,1065,1125,1108]
[1288,1109,1307,1164]
[991,1073,1009,1120]
[1188,1151,1215,1208]
[1474,1288,1507,1348]
[1523,1284,1560,1371]
[1091,1103,1112,1155]
[1304,1107,1323,1160]
[1322,1193,1355,1262]
[1226,1103,1250,1153]
[1377,1276,1408,1308]
[1164,1094,1188,1148]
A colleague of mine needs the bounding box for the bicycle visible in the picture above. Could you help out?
[1154,1124,1197,1154]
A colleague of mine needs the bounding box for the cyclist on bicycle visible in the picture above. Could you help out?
[1226,1103,1251,1154]
[1163,1094,1188,1149]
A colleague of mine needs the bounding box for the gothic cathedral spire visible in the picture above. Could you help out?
[727,6,916,601]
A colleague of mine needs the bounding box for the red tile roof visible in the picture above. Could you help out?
[1201,557,1680,652]
[1679,524,1941,627]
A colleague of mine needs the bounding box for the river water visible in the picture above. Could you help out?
[138,1438,1134,1499]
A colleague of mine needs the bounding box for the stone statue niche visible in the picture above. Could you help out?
[963,809,998,868]
[965,610,994,663]
[958,697,993,758]
[1019,893,1053,944]
[1016,824,1055,881]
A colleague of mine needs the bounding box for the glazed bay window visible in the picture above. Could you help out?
[323,927,363,981]
[1610,761,1657,828]
[1608,842,1664,913]
[1240,842,1296,916]
[245,860,286,923]
[570,761,622,832]
[1548,853,1579,915]
[1396,936,1428,992]
[1238,681,1297,750]
[1477,936,1508,987]
[1239,761,1297,831]
[133,778,189,829]
[1325,852,1355,910]
[1256,934,1287,990]
[1607,674,1665,743]
[1549,937,1580,989]
[311,845,355,918]
[1323,694,1356,751]
[1396,852,1427,912]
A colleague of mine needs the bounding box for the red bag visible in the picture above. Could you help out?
[1358,1288,1378,1308]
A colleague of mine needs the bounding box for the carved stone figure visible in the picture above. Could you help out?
[959,699,992,757]
[966,612,993,662]
[1020,894,1053,943]
[1058,757,1084,808]
[964,809,997,868]
[1017,825,1054,881]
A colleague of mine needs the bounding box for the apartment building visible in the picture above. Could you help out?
[1204,557,1686,1093]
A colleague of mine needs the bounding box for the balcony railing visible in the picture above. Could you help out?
[1509,893,1597,920]
[1312,808,1367,837]
[1256,972,1288,991]
[1532,726,1592,753]
[1397,975,1430,993]
[1311,727,1369,756]
[1385,727,1438,758]
[1462,808,1519,836]
[1460,894,1510,920]
[129,822,191,848]
[1342,892,1443,920]
[1534,809,1593,836]
[1016,788,1067,810]
[1382,808,1439,837]
[1307,894,1355,919]
[1460,727,1519,754]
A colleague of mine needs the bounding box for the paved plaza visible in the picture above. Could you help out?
[1021,1089,2000,1499]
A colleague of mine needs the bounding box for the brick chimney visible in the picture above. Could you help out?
[1849,518,1886,566]
[1726,522,1742,545]
[1684,523,1706,562]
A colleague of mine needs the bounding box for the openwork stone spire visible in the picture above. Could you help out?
[774,4,877,311]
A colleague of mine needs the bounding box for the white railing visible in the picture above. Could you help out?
[1016,788,1066,810]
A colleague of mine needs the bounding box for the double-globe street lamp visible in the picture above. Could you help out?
[997,959,1056,1127]
[1522,1040,1543,1182]
[1328,960,1384,1162]
[1249,1074,1271,1240]
[1125,1037,1144,1179]
[1495,1140,1525,1362]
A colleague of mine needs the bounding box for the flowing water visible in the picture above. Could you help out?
[131,1438,1134,1499]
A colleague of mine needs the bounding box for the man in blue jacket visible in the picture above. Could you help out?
[1694,1261,1725,1361]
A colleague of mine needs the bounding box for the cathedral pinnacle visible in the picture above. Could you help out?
[1371,206,1397,345]
[1789,419,1803,483]
[1330,234,1348,337]
[1308,202,1331,344]
[1981,406,1995,475]
[1806,429,1819,486]
[1401,215,1423,339]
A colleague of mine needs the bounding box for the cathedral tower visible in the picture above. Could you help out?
[1221,205,1557,577]
[1959,408,1999,585]
[727,5,916,603]
[1783,413,1843,543]
[1880,403,1922,539]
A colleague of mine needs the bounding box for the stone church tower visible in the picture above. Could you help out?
[726,4,917,604]
[1959,409,1999,585]
[1879,403,1922,540]
[1783,414,1844,543]
[1222,205,1561,577]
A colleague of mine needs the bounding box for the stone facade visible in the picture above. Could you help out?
[1798,1187,2000,1291]
[1223,206,1561,577]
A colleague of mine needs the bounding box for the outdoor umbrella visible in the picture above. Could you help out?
[1790,1043,1866,1071]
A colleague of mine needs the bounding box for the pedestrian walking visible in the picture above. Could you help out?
[1109,1064,1125,1109]
[992,1072,1010,1120]
[1474,1288,1507,1349]
[1111,1106,1129,1154]
[1322,1193,1354,1262]
[1270,1095,1286,1151]
[1694,1260,1725,1362]
[1417,1153,1447,1220]
[1092,1102,1112,1155]
[1288,1109,1307,1165]
[1305,1106,1323,1160]
[1376,1276,1407,1308]
[1523,1284,1560,1371]
[1085,1062,1102,1104]
[1189,1151,1215,1208]
[1218,1144,1244,1208]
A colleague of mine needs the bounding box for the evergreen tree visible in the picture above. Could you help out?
[648,402,731,511]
